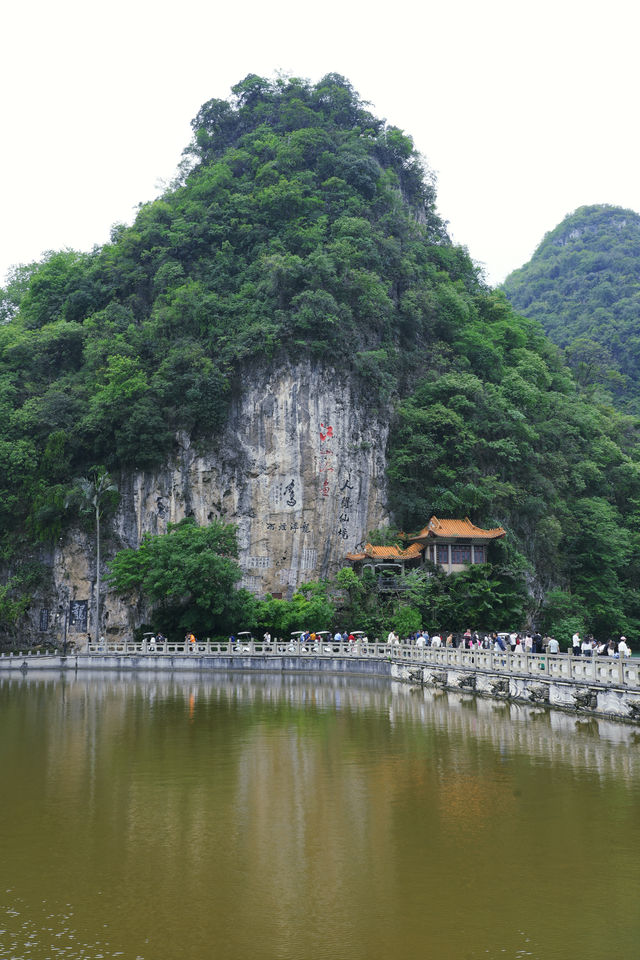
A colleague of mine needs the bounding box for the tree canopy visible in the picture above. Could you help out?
[107,518,256,637]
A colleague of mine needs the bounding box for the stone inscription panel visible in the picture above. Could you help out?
[240,575,262,591]
[300,548,317,570]
[319,422,335,498]
[264,518,310,533]
[244,556,271,569]
[279,569,298,586]
[269,478,299,511]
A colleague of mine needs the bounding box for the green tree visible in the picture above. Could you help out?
[0,579,32,640]
[538,588,586,641]
[551,616,588,652]
[107,518,255,638]
[255,580,334,636]
[392,605,422,638]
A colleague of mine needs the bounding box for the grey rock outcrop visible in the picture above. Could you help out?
[48,361,390,640]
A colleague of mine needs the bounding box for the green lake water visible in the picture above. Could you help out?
[0,671,639,960]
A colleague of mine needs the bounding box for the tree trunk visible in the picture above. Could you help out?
[95,504,101,645]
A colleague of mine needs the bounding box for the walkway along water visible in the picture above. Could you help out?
[2,639,640,724]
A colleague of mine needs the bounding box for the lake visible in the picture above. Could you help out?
[1,671,638,959]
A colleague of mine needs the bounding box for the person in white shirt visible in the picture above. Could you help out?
[548,637,559,654]
[581,637,593,657]
[572,633,581,656]
[431,633,442,647]
[618,637,631,658]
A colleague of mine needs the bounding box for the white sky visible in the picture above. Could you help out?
[2,0,640,288]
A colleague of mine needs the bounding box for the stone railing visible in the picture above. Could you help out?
[82,638,395,658]
[391,644,639,688]
[2,642,638,689]
[75,640,639,688]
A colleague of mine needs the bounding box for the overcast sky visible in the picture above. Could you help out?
[2,0,639,288]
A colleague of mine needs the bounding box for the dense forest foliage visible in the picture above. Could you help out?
[502,204,640,413]
[1,77,640,641]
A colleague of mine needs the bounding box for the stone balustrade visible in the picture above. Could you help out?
[2,641,637,690]
[82,638,395,659]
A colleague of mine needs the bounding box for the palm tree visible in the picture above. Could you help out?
[73,468,118,645]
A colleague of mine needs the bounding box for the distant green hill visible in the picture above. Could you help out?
[502,204,640,412]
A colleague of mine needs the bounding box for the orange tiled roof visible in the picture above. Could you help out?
[347,542,424,562]
[399,542,423,558]
[410,515,505,541]
[367,545,405,559]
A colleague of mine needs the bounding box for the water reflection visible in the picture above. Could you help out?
[3,669,635,775]
[1,672,639,960]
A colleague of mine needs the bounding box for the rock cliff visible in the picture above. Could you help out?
[49,361,390,640]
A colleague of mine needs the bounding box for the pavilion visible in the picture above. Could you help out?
[345,515,505,583]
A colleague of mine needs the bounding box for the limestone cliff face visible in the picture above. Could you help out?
[50,361,390,639]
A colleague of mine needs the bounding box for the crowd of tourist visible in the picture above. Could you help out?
[87,629,634,657]
[217,629,634,657]
[569,631,631,658]
[389,629,632,657]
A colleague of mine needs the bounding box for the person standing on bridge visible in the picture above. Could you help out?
[618,636,631,658]
[581,636,593,657]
